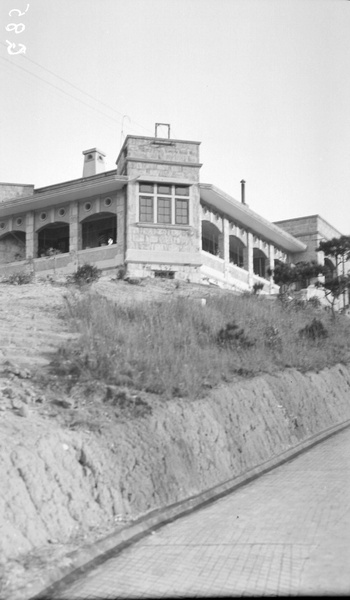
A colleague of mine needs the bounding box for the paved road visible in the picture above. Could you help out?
[54,428,350,598]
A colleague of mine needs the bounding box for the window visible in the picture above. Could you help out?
[157,197,171,223]
[139,183,154,194]
[175,199,189,225]
[158,185,171,195]
[175,186,189,196]
[138,183,190,225]
[229,236,245,268]
[139,196,154,222]
[202,221,220,256]
[253,249,267,278]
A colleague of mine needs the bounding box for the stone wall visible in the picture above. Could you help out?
[117,137,201,178]
[0,184,34,203]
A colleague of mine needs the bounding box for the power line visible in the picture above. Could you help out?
[19,50,152,135]
[1,58,129,139]
[0,55,129,127]
[0,44,153,136]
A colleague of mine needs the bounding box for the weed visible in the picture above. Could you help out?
[308,296,322,309]
[299,318,328,341]
[264,326,282,350]
[252,282,264,294]
[124,277,142,285]
[216,322,255,349]
[67,264,101,286]
[7,271,33,285]
[116,265,126,280]
[56,290,350,400]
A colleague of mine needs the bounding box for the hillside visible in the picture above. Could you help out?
[1,276,350,600]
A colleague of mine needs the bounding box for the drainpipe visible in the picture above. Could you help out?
[240,180,246,205]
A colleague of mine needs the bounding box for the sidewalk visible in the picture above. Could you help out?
[51,427,350,597]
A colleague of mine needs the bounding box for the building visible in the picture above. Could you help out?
[0,128,344,296]
[275,215,350,309]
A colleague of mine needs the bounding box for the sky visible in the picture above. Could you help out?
[1,0,350,234]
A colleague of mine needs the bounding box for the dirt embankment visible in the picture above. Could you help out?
[1,279,350,598]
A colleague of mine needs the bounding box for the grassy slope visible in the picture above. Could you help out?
[56,280,350,401]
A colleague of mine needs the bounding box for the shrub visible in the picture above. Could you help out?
[7,271,33,285]
[264,325,282,350]
[216,322,255,349]
[299,318,328,341]
[124,277,142,285]
[308,296,321,309]
[68,264,100,286]
[252,282,264,294]
[116,265,126,280]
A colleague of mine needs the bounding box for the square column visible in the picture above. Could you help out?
[243,231,254,287]
[268,244,275,293]
[220,218,230,273]
[69,201,80,252]
[25,211,36,259]
[69,201,80,271]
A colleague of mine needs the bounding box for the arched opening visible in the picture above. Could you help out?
[324,258,335,284]
[38,223,69,257]
[201,220,221,257]
[81,212,117,250]
[253,248,267,278]
[0,231,26,264]
[229,235,245,268]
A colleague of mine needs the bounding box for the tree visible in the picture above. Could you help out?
[268,261,324,295]
[269,236,350,317]
[316,236,350,317]
[317,236,350,265]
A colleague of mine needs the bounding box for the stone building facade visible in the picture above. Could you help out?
[0,131,344,296]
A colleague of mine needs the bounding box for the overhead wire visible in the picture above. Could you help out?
[17,49,153,135]
[1,60,126,140]
[0,43,153,136]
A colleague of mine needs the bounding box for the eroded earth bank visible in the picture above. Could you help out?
[1,279,350,599]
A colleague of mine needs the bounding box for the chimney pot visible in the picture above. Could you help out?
[82,148,106,177]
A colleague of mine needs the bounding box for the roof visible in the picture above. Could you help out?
[200,183,307,253]
[0,171,128,217]
[274,214,343,238]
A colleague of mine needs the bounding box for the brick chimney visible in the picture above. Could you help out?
[82,148,106,177]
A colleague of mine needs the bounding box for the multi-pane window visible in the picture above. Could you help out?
[175,199,189,225]
[157,197,171,223]
[138,183,190,225]
[139,196,154,222]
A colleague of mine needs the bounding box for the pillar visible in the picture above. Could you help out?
[221,218,230,275]
[69,201,80,270]
[268,244,275,293]
[25,211,36,259]
[244,231,254,288]
[69,201,79,252]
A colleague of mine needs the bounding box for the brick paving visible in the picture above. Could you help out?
[53,427,350,598]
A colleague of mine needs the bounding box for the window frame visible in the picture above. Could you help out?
[139,195,154,223]
[175,197,189,225]
[138,183,190,226]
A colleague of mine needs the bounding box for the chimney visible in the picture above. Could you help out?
[240,179,246,205]
[82,148,106,177]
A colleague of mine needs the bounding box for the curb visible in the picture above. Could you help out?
[29,418,350,600]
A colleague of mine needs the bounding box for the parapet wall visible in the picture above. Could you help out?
[0,183,34,203]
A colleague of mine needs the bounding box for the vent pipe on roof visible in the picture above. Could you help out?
[240,179,246,205]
